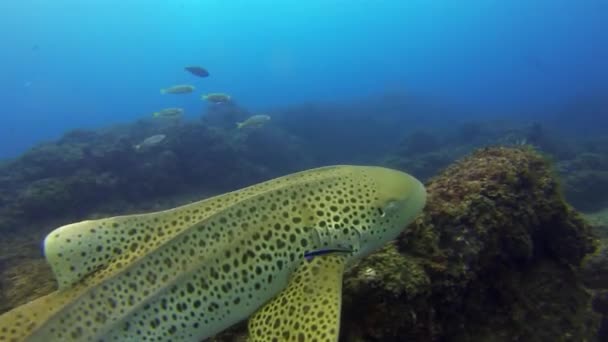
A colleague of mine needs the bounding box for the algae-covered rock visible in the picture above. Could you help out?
[341,147,599,341]
[583,240,608,290]
[559,153,608,212]
[341,244,434,340]
[583,237,608,340]
[0,119,308,235]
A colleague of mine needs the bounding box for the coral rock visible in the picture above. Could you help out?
[342,147,598,341]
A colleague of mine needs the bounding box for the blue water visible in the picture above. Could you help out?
[0,0,606,158]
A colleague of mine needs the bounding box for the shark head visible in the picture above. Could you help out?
[306,166,426,262]
[247,166,426,342]
[354,166,426,258]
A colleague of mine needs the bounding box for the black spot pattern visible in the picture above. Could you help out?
[0,165,425,342]
[248,255,346,342]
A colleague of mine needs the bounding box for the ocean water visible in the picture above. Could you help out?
[0,0,606,158]
[1,1,608,341]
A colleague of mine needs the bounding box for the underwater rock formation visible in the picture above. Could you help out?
[583,224,608,340]
[341,147,598,341]
[0,119,308,236]
[383,121,554,182]
[559,153,608,212]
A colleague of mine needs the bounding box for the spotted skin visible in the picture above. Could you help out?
[0,165,426,342]
[249,255,347,342]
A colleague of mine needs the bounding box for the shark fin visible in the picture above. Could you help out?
[248,254,346,342]
[43,193,240,289]
[43,216,167,289]
[42,173,310,290]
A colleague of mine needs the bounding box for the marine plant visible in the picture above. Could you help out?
[340,147,598,341]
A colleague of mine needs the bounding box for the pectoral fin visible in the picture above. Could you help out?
[248,255,346,342]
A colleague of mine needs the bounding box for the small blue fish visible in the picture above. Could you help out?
[304,248,352,262]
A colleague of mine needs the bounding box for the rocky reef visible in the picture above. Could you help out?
[0,115,309,238]
[382,120,608,214]
[582,209,608,340]
[1,96,606,239]
[0,93,605,340]
[558,152,608,212]
[341,147,599,341]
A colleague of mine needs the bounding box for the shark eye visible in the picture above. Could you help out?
[377,208,386,217]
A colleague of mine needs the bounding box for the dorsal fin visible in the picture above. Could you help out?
[44,195,232,289]
[44,165,349,289]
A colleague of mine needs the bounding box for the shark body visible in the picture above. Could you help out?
[0,165,426,342]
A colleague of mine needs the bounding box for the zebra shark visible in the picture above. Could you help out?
[0,165,426,342]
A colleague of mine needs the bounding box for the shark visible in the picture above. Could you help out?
[0,165,426,342]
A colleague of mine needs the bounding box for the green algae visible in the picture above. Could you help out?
[339,147,599,341]
[345,244,431,299]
